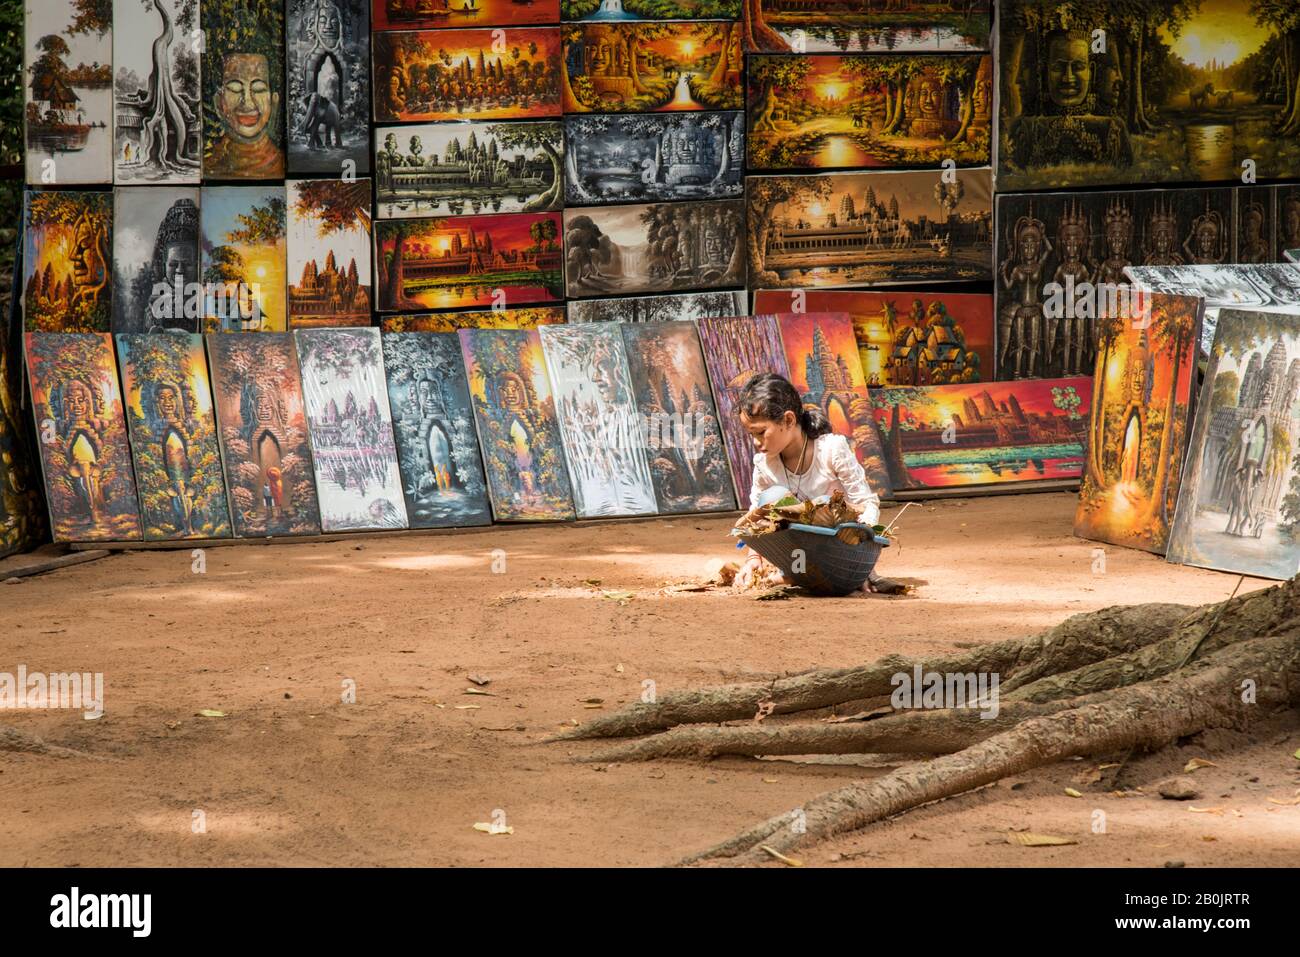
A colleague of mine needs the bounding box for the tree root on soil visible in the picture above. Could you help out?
[0,725,89,758]
[553,579,1300,865]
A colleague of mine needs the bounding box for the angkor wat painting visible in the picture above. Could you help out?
[747,168,993,290]
[746,54,991,171]
[1166,309,1300,580]
[202,0,285,180]
[372,27,562,123]
[620,321,736,515]
[1000,0,1300,189]
[995,187,1239,379]
[373,0,559,30]
[381,332,492,529]
[287,178,373,328]
[564,200,745,299]
[113,187,202,333]
[23,190,112,333]
[562,21,743,114]
[26,0,114,184]
[112,0,201,184]
[742,0,991,54]
[286,0,370,175]
[565,112,743,206]
[24,333,143,542]
[206,332,321,537]
[567,290,746,324]
[375,121,563,219]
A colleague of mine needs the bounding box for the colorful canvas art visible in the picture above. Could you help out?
[741,0,991,53]
[23,191,112,333]
[375,121,564,219]
[562,22,743,114]
[567,290,746,323]
[372,27,562,123]
[564,200,745,299]
[376,212,565,312]
[746,168,993,290]
[287,179,372,328]
[564,112,744,206]
[1166,309,1300,580]
[116,333,234,541]
[372,0,559,30]
[206,331,321,536]
[381,307,566,332]
[696,315,790,508]
[563,0,738,20]
[286,0,370,175]
[381,332,492,529]
[202,0,286,180]
[295,328,408,531]
[539,324,658,518]
[774,311,891,495]
[621,321,736,515]
[201,186,288,332]
[1073,295,1202,555]
[25,0,114,184]
[994,187,1236,380]
[746,54,991,171]
[113,187,202,333]
[998,1,1300,189]
[754,289,994,388]
[0,314,49,556]
[112,0,202,183]
[458,328,575,522]
[871,377,1091,495]
[24,333,142,542]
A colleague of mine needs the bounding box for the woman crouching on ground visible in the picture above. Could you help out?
[732,372,904,594]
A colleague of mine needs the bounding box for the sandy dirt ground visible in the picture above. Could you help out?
[1,492,1297,868]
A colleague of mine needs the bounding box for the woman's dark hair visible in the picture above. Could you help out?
[736,372,832,438]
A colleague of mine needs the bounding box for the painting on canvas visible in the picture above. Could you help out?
[202,0,285,180]
[113,187,202,333]
[286,0,370,175]
[741,0,990,54]
[567,291,746,324]
[201,185,288,332]
[287,178,372,328]
[22,190,112,333]
[381,307,566,332]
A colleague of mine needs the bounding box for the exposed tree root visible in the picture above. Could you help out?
[679,628,1300,865]
[554,602,1193,741]
[0,725,90,759]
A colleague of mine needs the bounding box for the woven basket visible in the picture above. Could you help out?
[738,522,889,596]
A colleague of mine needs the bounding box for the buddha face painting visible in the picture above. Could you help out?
[165,242,197,286]
[498,374,525,412]
[217,54,278,145]
[1046,33,1091,110]
[917,76,942,117]
[62,379,94,422]
[313,1,343,48]
[71,211,104,289]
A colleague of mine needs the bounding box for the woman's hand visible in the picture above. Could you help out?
[733,554,764,590]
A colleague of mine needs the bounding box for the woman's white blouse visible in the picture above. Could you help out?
[749,433,881,526]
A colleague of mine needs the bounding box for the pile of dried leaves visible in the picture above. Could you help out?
[731,490,886,546]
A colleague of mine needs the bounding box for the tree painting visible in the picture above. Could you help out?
[116,332,232,540]
[23,191,112,332]
[201,186,287,331]
[741,0,991,54]
[382,307,566,332]
[286,178,372,328]
[24,333,143,542]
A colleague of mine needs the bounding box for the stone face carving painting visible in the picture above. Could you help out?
[1073,295,1202,556]
[746,54,991,171]
[206,331,321,537]
[372,27,563,124]
[286,0,370,175]
[116,332,234,540]
[112,0,202,184]
[381,332,492,529]
[24,333,143,542]
[295,328,409,532]
[375,121,563,220]
[287,178,373,328]
[25,0,114,184]
[999,1,1300,189]
[539,324,658,518]
[564,200,745,299]
[202,0,285,180]
[1167,309,1300,580]
[741,0,991,54]
[458,328,575,522]
[564,112,743,206]
[113,187,202,333]
[23,191,112,333]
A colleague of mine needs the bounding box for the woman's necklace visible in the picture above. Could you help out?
[782,433,810,499]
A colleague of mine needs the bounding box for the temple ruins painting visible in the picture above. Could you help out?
[286,0,370,175]
[22,190,112,333]
[999,0,1300,189]
[746,54,991,171]
[113,187,202,333]
[202,0,285,180]
[206,332,321,537]
[564,112,744,206]
[375,121,563,219]
[741,0,991,54]
[1166,309,1300,580]
[24,333,142,542]
[373,0,559,30]
[287,178,372,328]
